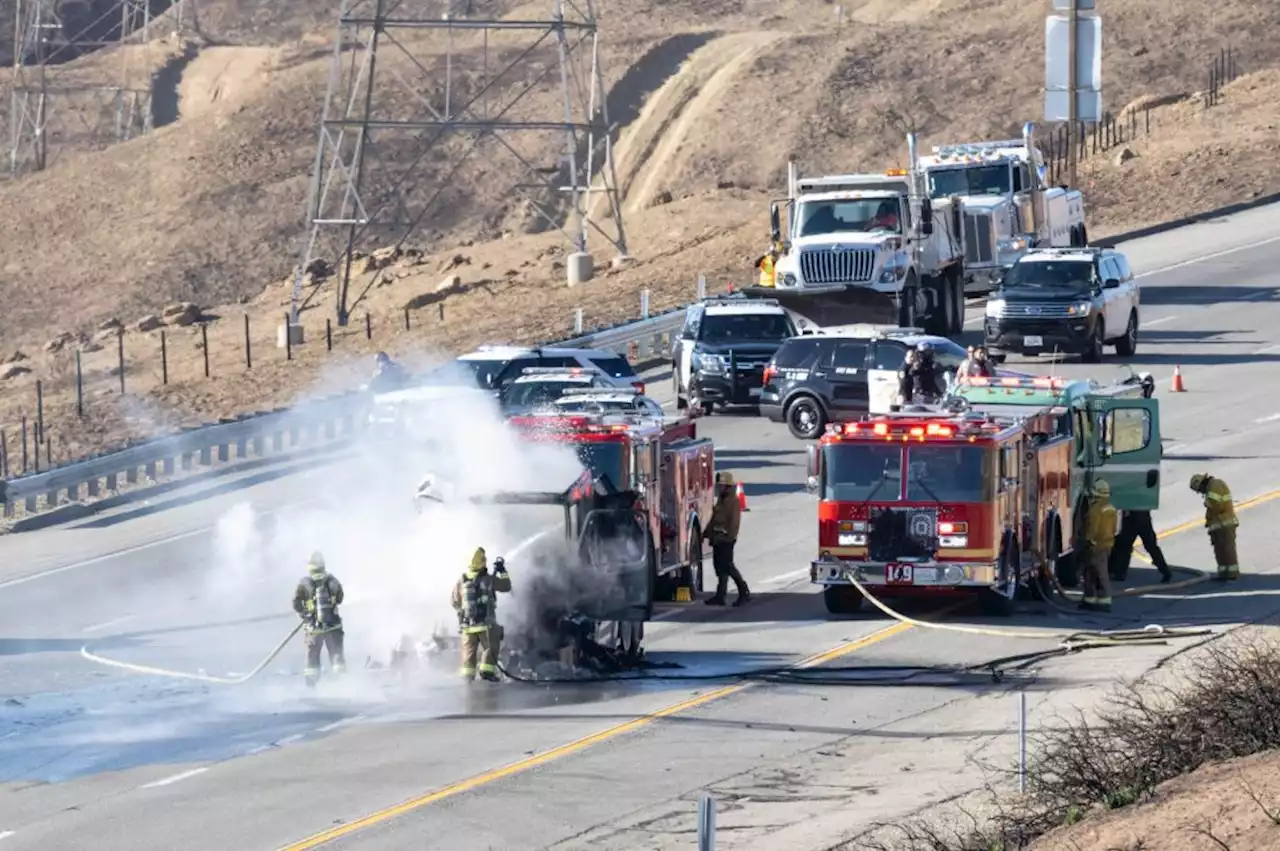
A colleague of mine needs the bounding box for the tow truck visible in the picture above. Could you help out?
[508,406,716,605]
[944,372,1161,587]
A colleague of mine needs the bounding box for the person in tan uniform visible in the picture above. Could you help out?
[1080,479,1116,613]
[705,472,751,607]
[451,547,512,681]
[1190,473,1240,581]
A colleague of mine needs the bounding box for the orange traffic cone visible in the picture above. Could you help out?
[1171,365,1186,392]
[736,482,749,512]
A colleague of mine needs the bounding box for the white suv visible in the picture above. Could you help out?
[453,345,644,393]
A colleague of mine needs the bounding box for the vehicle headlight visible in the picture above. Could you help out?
[781,273,798,287]
[878,258,908,284]
[996,237,1027,254]
[985,298,1006,317]
[939,535,968,548]
[698,353,727,373]
[1066,301,1092,316]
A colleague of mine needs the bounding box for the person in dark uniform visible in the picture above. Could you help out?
[897,343,945,405]
[1110,510,1172,584]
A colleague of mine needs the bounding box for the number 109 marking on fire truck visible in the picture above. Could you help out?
[886,564,913,584]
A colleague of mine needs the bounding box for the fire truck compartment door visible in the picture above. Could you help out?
[1085,396,1162,512]
[577,508,656,622]
[868,369,898,413]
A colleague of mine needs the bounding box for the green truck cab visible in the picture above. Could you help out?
[947,372,1161,586]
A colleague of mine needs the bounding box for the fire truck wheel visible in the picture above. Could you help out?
[674,370,687,409]
[823,585,864,615]
[688,529,705,595]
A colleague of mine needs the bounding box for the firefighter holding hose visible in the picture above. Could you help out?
[292,551,347,687]
[452,547,512,682]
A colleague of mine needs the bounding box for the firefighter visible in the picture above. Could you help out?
[451,547,512,681]
[1110,509,1172,584]
[1080,479,1116,612]
[1189,473,1240,581]
[292,551,346,687]
[705,472,751,607]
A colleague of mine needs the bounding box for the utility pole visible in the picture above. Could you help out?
[1066,0,1078,189]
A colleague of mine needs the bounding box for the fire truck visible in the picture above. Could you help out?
[804,407,1074,617]
[508,400,717,603]
[947,372,1162,587]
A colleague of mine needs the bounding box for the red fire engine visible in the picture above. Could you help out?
[508,406,716,601]
[805,407,1070,617]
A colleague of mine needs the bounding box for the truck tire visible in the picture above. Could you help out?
[1082,321,1105,363]
[898,274,918,327]
[823,585,864,615]
[979,540,1019,617]
[673,368,687,409]
[949,268,965,335]
[688,528,704,595]
[922,275,950,337]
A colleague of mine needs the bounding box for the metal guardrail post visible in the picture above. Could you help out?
[697,793,716,851]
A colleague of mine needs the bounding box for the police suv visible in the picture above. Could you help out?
[671,297,798,415]
[759,326,968,439]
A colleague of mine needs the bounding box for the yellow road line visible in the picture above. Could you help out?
[279,621,913,850]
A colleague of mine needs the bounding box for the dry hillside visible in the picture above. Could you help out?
[2,0,1280,457]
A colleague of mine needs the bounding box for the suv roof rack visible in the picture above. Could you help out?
[519,366,602,376]
[556,387,638,397]
[1023,246,1105,256]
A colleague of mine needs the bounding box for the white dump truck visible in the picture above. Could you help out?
[917,121,1087,296]
[747,133,967,339]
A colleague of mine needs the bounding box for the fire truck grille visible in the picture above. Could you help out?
[867,506,938,562]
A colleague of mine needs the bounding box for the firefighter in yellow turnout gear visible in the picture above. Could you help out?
[292,551,346,687]
[1190,473,1240,581]
[451,547,511,682]
[1081,480,1117,613]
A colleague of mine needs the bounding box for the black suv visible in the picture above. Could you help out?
[760,330,967,439]
[983,247,1139,363]
[672,297,798,414]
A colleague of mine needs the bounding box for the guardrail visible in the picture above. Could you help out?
[0,300,690,522]
[1,393,362,519]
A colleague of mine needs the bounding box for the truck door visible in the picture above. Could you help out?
[868,341,906,413]
[1085,396,1162,511]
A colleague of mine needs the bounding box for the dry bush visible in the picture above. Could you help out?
[853,636,1280,851]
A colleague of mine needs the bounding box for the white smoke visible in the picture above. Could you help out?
[201,355,589,694]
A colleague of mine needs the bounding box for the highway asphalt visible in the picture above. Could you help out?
[4,202,1280,849]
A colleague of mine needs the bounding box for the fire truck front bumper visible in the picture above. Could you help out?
[810,557,999,590]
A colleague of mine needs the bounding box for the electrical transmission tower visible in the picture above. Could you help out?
[291,0,629,326]
[8,0,167,175]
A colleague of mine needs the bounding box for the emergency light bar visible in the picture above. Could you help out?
[826,416,1004,441]
[519,366,601,376]
[557,387,640,397]
[509,414,631,434]
[960,375,1070,390]
[702,295,781,307]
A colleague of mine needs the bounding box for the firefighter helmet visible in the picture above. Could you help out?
[1092,479,1111,498]
[1189,473,1209,492]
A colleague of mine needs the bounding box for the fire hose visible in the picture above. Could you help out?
[80,621,305,685]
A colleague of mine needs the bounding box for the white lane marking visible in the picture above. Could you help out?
[81,615,135,634]
[316,714,366,734]
[0,830,15,841]
[140,767,208,789]
[1253,344,1280,355]
[277,733,305,746]
[1142,315,1177,328]
[245,744,273,756]
[761,568,808,585]
[1255,414,1280,424]
[1132,232,1280,279]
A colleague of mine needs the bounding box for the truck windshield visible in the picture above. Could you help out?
[905,445,992,503]
[572,440,627,491]
[821,444,903,502]
[796,198,902,237]
[502,380,589,411]
[927,164,1011,199]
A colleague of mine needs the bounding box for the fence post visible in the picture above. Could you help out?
[365,312,372,340]
[45,436,51,470]
[35,380,43,447]
[161,329,169,384]
[404,306,410,331]
[1145,105,1150,136]
[326,318,332,351]
[21,415,28,474]
[0,429,6,478]
[117,327,125,394]
[76,349,83,416]
[1018,691,1028,793]
[573,308,584,334]
[202,323,210,377]
[697,794,716,851]
[640,289,650,319]
[696,273,706,301]
[244,314,253,369]
[284,313,293,361]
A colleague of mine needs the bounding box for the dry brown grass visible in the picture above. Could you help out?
[3,0,1280,458]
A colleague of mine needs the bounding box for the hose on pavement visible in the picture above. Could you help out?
[80,621,304,685]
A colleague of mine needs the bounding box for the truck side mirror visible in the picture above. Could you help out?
[920,197,934,236]
[806,475,819,494]
[1104,278,1120,289]
[769,202,782,244]
[805,444,822,494]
